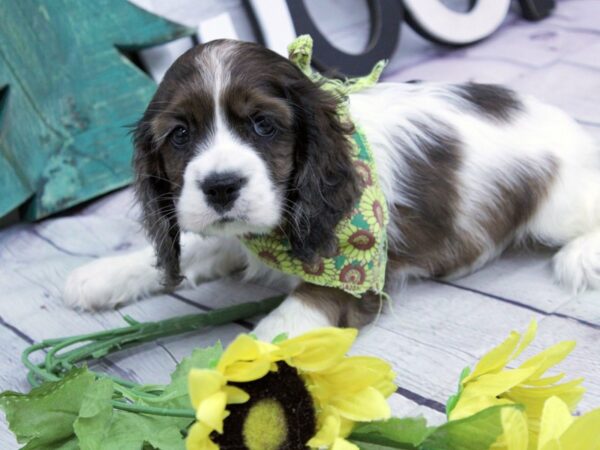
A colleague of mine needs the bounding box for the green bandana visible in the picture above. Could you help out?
[242,36,389,296]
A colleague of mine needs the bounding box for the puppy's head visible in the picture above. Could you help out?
[133,40,360,287]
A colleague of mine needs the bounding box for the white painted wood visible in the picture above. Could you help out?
[388,393,447,426]
[543,0,600,34]
[353,281,541,403]
[555,290,600,325]
[383,55,530,84]
[564,40,600,71]
[512,62,600,125]
[352,280,600,412]
[0,262,177,381]
[77,187,139,219]
[0,424,18,450]
[448,247,575,313]
[0,327,31,393]
[461,22,598,68]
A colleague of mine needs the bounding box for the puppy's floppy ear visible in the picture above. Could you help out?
[285,80,360,263]
[132,116,183,289]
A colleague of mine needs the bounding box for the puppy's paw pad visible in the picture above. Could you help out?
[63,259,131,310]
[253,302,331,341]
[553,231,600,293]
[253,313,295,342]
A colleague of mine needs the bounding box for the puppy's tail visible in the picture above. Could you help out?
[553,229,600,293]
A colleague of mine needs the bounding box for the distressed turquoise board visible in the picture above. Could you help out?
[0,0,194,220]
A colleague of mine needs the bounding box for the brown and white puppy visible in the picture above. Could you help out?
[64,40,600,339]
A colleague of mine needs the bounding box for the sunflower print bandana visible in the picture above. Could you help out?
[241,36,389,297]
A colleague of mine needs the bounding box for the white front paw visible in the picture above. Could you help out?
[253,295,331,341]
[63,250,160,310]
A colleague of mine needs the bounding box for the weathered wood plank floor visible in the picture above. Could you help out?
[1,1,600,447]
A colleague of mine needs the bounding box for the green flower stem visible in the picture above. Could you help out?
[59,296,282,366]
[22,342,60,383]
[20,295,285,417]
[111,400,196,418]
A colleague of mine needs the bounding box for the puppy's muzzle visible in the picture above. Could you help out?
[199,172,247,213]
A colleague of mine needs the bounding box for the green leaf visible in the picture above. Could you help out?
[153,342,223,409]
[419,405,519,450]
[76,408,188,450]
[107,413,187,450]
[445,366,471,417]
[0,367,95,449]
[0,0,194,219]
[350,417,433,449]
[271,332,289,344]
[74,377,189,450]
[354,443,414,450]
[72,378,115,449]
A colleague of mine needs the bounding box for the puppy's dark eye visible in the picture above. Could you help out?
[251,115,276,137]
[170,126,189,148]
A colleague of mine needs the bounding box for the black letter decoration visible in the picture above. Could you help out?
[518,0,556,21]
[244,0,555,77]
[284,0,403,77]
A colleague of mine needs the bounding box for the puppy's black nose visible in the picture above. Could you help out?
[199,172,247,213]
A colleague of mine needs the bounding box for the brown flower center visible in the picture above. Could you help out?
[211,362,316,450]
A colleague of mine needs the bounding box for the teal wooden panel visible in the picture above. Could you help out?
[0,0,194,220]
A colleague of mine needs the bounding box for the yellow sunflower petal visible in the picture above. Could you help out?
[461,367,537,399]
[330,386,391,422]
[492,408,528,450]
[256,339,279,354]
[217,334,261,372]
[310,356,395,395]
[186,422,217,450]
[450,396,513,421]
[339,417,355,438]
[463,331,522,384]
[374,377,397,398]
[278,328,357,372]
[222,358,272,382]
[331,438,360,450]
[523,373,566,387]
[513,320,538,361]
[506,379,585,415]
[519,341,576,380]
[307,411,340,448]
[223,385,250,404]
[558,408,600,450]
[540,441,562,450]
[196,391,227,433]
[188,369,225,409]
[538,397,574,450]
[504,379,584,448]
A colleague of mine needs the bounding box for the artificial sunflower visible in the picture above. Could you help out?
[186,328,395,450]
[448,321,585,449]
[498,396,600,450]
